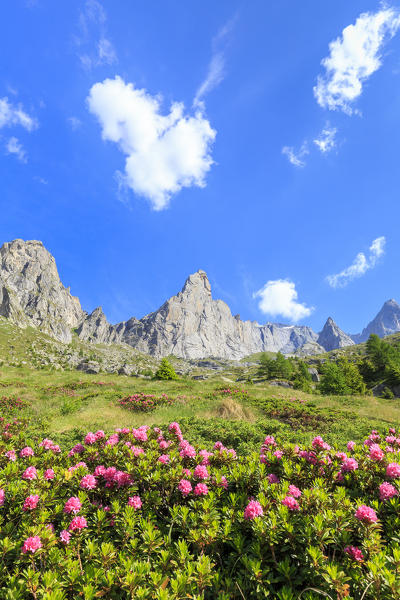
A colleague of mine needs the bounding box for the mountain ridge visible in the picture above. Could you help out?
[0,238,398,359]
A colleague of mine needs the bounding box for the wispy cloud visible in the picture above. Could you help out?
[314,7,400,114]
[6,137,27,162]
[253,279,314,322]
[194,15,236,107]
[68,116,82,130]
[88,76,216,210]
[326,236,386,288]
[282,142,309,167]
[313,124,337,153]
[0,97,37,131]
[75,0,117,70]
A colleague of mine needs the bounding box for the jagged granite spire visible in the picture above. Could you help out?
[354,299,400,343]
[317,317,355,352]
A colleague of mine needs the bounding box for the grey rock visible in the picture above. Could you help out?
[77,361,100,374]
[353,299,400,343]
[269,380,293,388]
[317,317,355,352]
[307,367,320,382]
[192,375,207,380]
[118,364,134,376]
[0,239,84,342]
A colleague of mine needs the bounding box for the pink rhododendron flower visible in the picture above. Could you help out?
[159,440,170,450]
[341,458,358,472]
[379,482,398,501]
[369,443,385,462]
[84,432,97,445]
[267,473,280,484]
[282,496,300,511]
[19,446,34,458]
[64,497,82,514]
[347,441,356,451]
[44,469,55,480]
[60,530,71,544]
[355,505,377,524]
[0,489,5,506]
[94,465,106,477]
[22,536,42,554]
[179,442,196,459]
[213,441,224,451]
[158,454,170,464]
[273,450,283,459]
[344,546,364,562]
[178,479,192,496]
[95,430,105,440]
[80,474,97,490]
[218,476,228,489]
[127,496,142,509]
[22,466,37,480]
[244,500,263,520]
[132,427,148,442]
[193,465,209,480]
[194,483,209,496]
[5,450,16,461]
[335,452,347,462]
[312,436,330,450]
[386,463,400,479]
[23,494,39,511]
[288,485,301,498]
[68,516,88,531]
[182,468,192,478]
[263,435,276,447]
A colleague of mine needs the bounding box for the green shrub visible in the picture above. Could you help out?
[319,359,366,395]
[154,358,178,380]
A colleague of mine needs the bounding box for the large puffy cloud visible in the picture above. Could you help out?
[326,236,386,288]
[87,76,216,210]
[314,8,400,114]
[253,279,314,322]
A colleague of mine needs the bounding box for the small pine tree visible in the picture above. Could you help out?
[154,358,179,380]
[293,360,313,393]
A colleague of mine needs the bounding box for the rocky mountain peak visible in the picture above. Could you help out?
[181,269,212,297]
[356,299,400,342]
[317,317,355,352]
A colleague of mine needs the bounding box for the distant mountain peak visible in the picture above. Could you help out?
[181,270,211,296]
[356,299,400,342]
[317,317,355,352]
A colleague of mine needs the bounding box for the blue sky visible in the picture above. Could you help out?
[1,0,400,335]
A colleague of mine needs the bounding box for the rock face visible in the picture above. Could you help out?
[2,238,400,360]
[317,317,355,352]
[0,239,84,342]
[353,300,400,343]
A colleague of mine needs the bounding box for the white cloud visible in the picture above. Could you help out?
[314,7,400,114]
[194,15,236,106]
[253,279,314,322]
[6,137,27,162]
[282,142,309,167]
[68,116,82,130]
[326,236,386,288]
[314,124,337,153]
[87,76,216,210]
[0,97,37,131]
[76,0,117,69]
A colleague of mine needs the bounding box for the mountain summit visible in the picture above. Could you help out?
[0,239,398,359]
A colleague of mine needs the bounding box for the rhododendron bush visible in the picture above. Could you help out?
[0,419,400,599]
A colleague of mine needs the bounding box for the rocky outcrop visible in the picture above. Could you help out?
[353,300,400,343]
[317,317,355,352]
[0,239,84,342]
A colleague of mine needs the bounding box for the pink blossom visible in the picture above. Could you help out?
[312,436,330,450]
[23,494,39,511]
[64,497,82,514]
[244,500,263,520]
[288,485,301,498]
[5,450,16,461]
[127,496,142,509]
[263,435,276,447]
[347,441,356,451]
[355,505,378,524]
[213,441,224,451]
[199,449,213,465]
[159,440,170,450]
[369,443,385,462]
[344,546,364,562]
[267,473,280,484]
[158,454,170,464]
[44,469,55,480]
[182,468,192,478]
[282,496,300,511]
[389,428,396,435]
[379,482,398,501]
[194,483,209,496]
[80,474,97,490]
[68,516,88,531]
[386,463,400,479]
[84,432,96,445]
[218,476,228,489]
[0,489,5,506]
[95,430,105,440]
[19,446,34,458]
[60,530,71,544]
[341,458,358,472]
[273,450,283,460]
[22,466,37,480]
[68,443,84,457]
[335,452,347,462]
[193,465,209,480]
[179,443,196,459]
[132,427,148,442]
[94,465,106,477]
[22,536,42,554]
[178,479,192,496]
